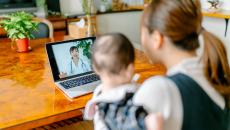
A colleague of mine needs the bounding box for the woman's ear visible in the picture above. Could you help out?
[151,30,164,50]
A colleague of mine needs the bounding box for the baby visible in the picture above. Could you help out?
[84,33,162,130]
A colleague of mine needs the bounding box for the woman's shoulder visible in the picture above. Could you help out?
[137,75,173,93]
[133,75,182,115]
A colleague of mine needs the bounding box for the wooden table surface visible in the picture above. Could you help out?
[0,36,166,130]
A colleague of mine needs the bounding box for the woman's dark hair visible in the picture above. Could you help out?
[142,0,230,106]
[92,33,135,74]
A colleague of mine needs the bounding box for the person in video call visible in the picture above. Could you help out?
[59,46,91,78]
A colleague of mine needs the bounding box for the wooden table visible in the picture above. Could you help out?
[0,36,166,130]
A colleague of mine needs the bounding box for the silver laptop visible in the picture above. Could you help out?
[46,37,100,99]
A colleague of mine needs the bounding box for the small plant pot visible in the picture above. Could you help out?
[16,38,29,52]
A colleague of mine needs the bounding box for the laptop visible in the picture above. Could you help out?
[46,37,101,99]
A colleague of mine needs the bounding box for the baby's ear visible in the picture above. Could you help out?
[128,63,134,72]
[92,64,100,75]
[126,63,135,78]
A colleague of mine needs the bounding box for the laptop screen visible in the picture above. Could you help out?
[46,37,96,81]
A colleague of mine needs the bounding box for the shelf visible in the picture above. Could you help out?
[97,9,142,15]
[202,10,230,19]
[46,15,68,36]
[100,5,230,19]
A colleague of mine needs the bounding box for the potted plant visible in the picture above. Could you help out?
[207,0,221,12]
[0,11,38,52]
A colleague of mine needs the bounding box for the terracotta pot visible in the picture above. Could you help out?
[16,38,29,52]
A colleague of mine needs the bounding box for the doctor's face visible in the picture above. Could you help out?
[71,48,79,58]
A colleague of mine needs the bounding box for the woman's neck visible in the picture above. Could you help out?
[72,57,79,65]
[163,50,196,70]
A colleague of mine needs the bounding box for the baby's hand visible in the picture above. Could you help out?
[59,72,67,78]
[145,113,163,130]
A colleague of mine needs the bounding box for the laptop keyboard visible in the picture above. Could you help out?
[60,74,100,89]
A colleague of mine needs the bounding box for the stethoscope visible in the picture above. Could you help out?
[70,58,86,74]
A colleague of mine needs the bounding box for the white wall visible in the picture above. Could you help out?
[221,0,230,10]
[201,0,230,10]
[96,9,230,64]
[59,0,84,16]
[97,11,142,49]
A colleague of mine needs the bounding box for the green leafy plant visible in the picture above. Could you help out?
[76,40,92,59]
[0,11,38,40]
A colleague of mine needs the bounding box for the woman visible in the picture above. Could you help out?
[133,0,230,130]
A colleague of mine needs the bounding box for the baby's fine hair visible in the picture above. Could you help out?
[92,33,135,74]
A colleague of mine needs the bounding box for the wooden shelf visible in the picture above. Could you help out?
[202,10,230,19]
[123,6,230,19]
[128,5,145,10]
[46,15,68,36]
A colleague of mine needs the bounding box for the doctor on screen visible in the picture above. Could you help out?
[59,46,91,78]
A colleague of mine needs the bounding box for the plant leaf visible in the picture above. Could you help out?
[18,33,26,39]
[0,11,38,39]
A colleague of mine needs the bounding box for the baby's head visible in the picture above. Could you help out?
[92,33,135,84]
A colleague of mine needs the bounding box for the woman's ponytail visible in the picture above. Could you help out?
[143,0,230,107]
[202,29,230,107]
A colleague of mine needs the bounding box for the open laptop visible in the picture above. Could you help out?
[46,37,100,99]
